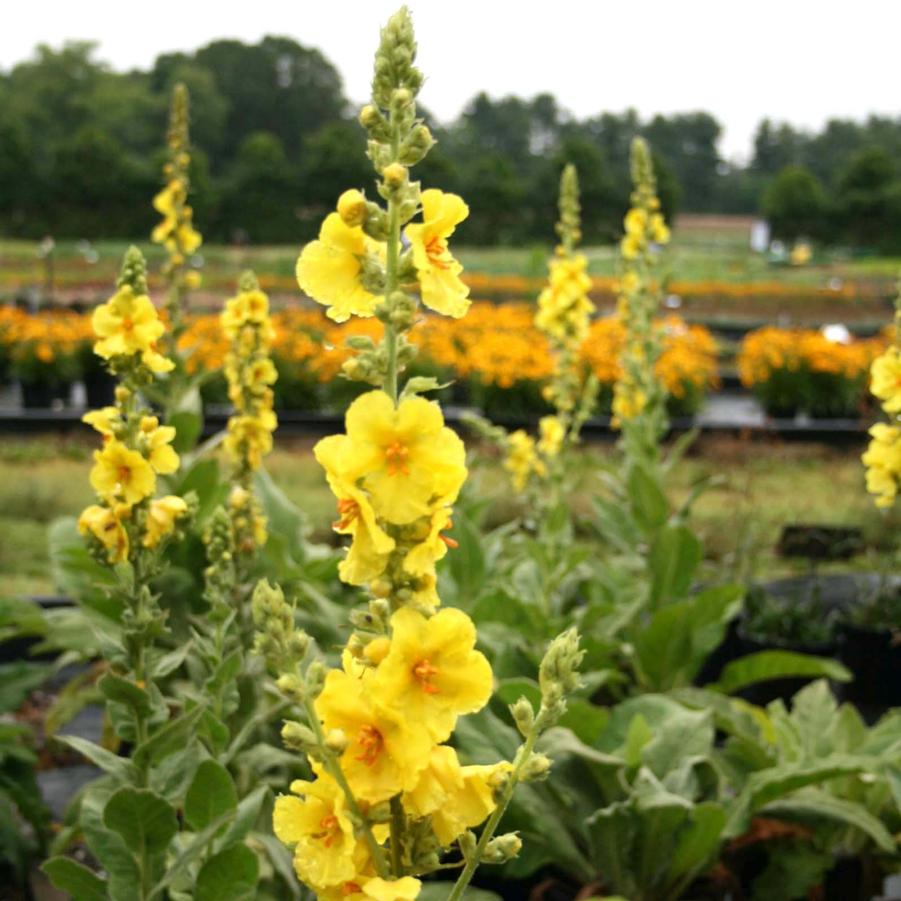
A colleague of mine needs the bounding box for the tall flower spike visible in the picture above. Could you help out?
[153,82,203,345]
[611,136,670,462]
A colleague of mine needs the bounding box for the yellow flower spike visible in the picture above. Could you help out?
[273,774,360,889]
[504,430,544,492]
[143,495,188,548]
[92,286,169,366]
[297,213,383,323]
[78,504,130,563]
[373,606,492,742]
[315,434,396,585]
[139,417,180,475]
[405,189,470,318]
[339,390,466,525]
[338,189,369,228]
[82,407,122,438]
[89,439,156,507]
[314,668,431,804]
[870,346,901,415]
[402,745,509,846]
[537,415,565,458]
[862,422,901,508]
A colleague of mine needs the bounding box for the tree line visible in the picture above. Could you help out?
[2,38,901,247]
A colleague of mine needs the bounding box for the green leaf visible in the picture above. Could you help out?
[57,735,137,783]
[176,458,227,523]
[98,672,152,715]
[48,517,120,617]
[648,524,702,606]
[168,409,203,455]
[151,640,193,679]
[627,462,669,533]
[80,785,141,901]
[103,788,178,855]
[669,802,727,880]
[133,703,206,767]
[0,661,51,714]
[711,651,851,695]
[559,699,610,746]
[633,585,742,691]
[220,785,270,848]
[194,843,259,901]
[444,510,486,604]
[761,788,896,853]
[185,760,238,831]
[254,466,309,565]
[417,886,501,901]
[42,857,107,901]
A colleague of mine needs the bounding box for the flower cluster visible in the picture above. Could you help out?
[78,248,187,562]
[738,325,887,418]
[863,295,901,507]
[260,11,578,899]
[152,83,203,337]
[1,306,90,384]
[611,138,671,451]
[220,272,278,550]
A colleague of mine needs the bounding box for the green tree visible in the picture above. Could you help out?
[834,146,896,247]
[762,165,827,240]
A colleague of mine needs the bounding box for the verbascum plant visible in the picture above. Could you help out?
[221,271,278,557]
[863,284,901,507]
[611,137,671,462]
[259,9,582,899]
[78,248,188,565]
[152,83,203,347]
[534,163,599,450]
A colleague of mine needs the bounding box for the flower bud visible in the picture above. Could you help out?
[520,753,552,782]
[324,728,348,754]
[359,104,381,129]
[281,720,317,751]
[482,832,522,863]
[337,189,368,227]
[305,661,327,698]
[509,697,535,738]
[382,162,407,189]
[115,385,131,404]
[457,830,477,860]
[277,673,304,697]
[363,636,391,665]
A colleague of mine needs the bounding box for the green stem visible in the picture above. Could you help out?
[389,795,405,876]
[301,696,390,879]
[446,727,539,901]
[383,196,401,402]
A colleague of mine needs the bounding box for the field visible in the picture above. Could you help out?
[2,432,897,600]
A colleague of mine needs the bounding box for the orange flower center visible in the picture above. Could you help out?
[425,234,451,270]
[121,317,134,333]
[440,518,459,549]
[117,465,132,484]
[413,658,440,694]
[342,883,363,897]
[355,724,384,766]
[385,441,410,475]
[314,814,341,848]
[333,497,359,530]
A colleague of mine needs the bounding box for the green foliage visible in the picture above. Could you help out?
[762,165,827,241]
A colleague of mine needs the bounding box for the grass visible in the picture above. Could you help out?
[0,434,897,598]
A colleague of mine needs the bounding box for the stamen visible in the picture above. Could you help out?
[425,235,451,270]
[385,441,410,475]
[333,497,359,530]
[413,659,440,694]
[355,724,384,766]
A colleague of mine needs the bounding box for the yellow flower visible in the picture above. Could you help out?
[402,501,456,578]
[373,607,492,742]
[297,213,382,322]
[620,233,642,260]
[356,877,422,901]
[870,346,901,415]
[90,440,156,506]
[624,208,647,235]
[403,745,507,845]
[92,286,173,373]
[537,415,565,458]
[78,504,130,563]
[224,410,277,471]
[315,435,396,585]
[862,422,901,508]
[405,190,470,318]
[82,407,121,438]
[314,668,431,804]
[650,212,670,244]
[612,384,647,424]
[139,417,180,474]
[337,189,368,228]
[143,495,188,548]
[339,391,467,525]
[504,430,544,491]
[273,774,359,889]
[221,289,270,338]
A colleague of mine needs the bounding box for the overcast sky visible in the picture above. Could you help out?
[4,0,900,162]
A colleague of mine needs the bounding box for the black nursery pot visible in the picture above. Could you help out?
[20,379,68,409]
[83,368,117,408]
[838,623,901,714]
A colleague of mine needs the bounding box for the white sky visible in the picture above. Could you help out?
[3,0,900,162]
